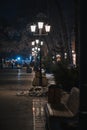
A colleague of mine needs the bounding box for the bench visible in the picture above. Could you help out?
[44,87,79,130]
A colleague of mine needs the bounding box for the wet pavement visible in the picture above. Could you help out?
[0,68,34,90]
[0,68,47,130]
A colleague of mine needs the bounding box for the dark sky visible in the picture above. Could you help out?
[0,0,75,22]
[0,0,49,23]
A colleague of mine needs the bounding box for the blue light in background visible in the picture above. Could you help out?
[29,55,32,62]
[17,57,21,60]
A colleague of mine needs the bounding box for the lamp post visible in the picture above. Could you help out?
[30,22,51,86]
[31,39,43,69]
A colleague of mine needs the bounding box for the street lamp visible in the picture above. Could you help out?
[30,22,51,86]
[30,22,51,35]
[31,40,42,55]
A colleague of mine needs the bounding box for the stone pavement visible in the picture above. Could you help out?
[0,90,33,130]
[0,69,48,130]
[32,98,47,130]
[0,90,47,130]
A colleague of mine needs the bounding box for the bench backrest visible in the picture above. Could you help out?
[66,87,80,115]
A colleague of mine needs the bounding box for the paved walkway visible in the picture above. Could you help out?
[0,69,48,130]
[32,98,47,130]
